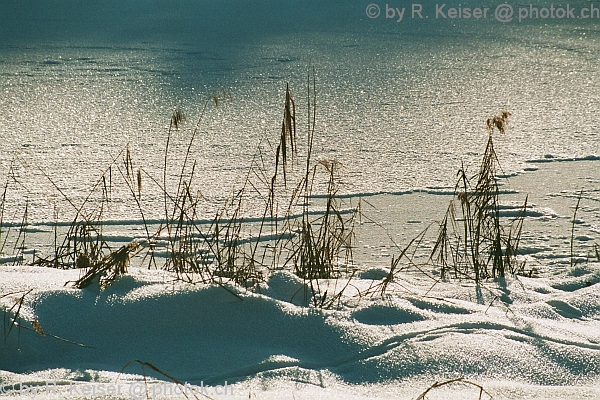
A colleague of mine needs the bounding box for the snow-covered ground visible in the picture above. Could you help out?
[1,159,599,400]
[1,262,599,399]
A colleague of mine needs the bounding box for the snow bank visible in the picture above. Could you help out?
[2,263,600,399]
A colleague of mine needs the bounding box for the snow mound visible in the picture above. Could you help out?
[1,264,600,398]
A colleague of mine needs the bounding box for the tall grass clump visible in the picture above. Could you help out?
[5,77,358,308]
[272,72,359,307]
[158,73,360,306]
[0,163,31,265]
[290,160,355,281]
[31,146,146,289]
[430,111,527,282]
[289,160,358,308]
[157,95,280,288]
[33,176,111,271]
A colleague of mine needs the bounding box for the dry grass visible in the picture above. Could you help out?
[415,377,494,400]
[2,289,92,347]
[0,96,551,309]
[2,289,32,340]
[119,359,213,400]
[73,241,141,289]
[0,101,525,308]
[429,111,528,283]
[570,189,583,268]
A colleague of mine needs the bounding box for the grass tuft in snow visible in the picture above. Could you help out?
[73,241,141,289]
[429,111,530,283]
